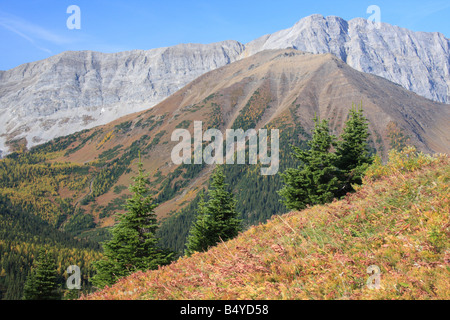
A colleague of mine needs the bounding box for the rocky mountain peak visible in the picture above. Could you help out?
[245,15,450,104]
[0,15,448,156]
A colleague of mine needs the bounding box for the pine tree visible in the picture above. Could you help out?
[23,249,60,300]
[335,103,373,196]
[185,166,242,255]
[92,155,173,289]
[278,116,340,210]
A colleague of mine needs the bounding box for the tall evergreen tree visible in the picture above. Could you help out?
[22,249,60,300]
[185,166,242,256]
[92,155,173,289]
[184,191,210,256]
[335,103,373,196]
[278,116,340,210]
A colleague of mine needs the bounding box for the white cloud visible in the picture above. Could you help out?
[0,11,73,54]
[0,21,52,54]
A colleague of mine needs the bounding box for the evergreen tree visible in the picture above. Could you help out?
[22,249,60,300]
[185,191,210,256]
[185,166,242,255]
[278,116,340,210]
[335,103,373,196]
[92,155,173,289]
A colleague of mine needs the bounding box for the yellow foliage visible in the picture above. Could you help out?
[97,130,115,149]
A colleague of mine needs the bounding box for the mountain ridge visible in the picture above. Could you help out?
[1,14,449,156]
[0,40,245,155]
[245,14,450,104]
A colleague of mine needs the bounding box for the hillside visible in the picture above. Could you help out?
[83,148,450,300]
[0,194,102,299]
[1,49,449,254]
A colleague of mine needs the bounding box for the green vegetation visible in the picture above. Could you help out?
[335,104,373,196]
[113,185,128,195]
[279,107,373,210]
[91,157,174,289]
[144,131,166,153]
[65,130,99,156]
[156,160,207,204]
[158,107,372,256]
[32,131,87,155]
[99,195,130,219]
[279,116,341,210]
[22,249,60,300]
[157,125,307,254]
[208,103,223,129]
[99,144,123,161]
[114,121,133,134]
[137,113,167,130]
[0,194,101,300]
[176,120,191,129]
[232,89,269,131]
[0,151,91,227]
[92,135,151,197]
[185,166,242,256]
[64,211,96,237]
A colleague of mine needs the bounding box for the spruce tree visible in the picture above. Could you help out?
[185,166,242,255]
[335,103,373,196]
[92,155,173,289]
[184,191,210,256]
[278,116,340,210]
[23,249,60,300]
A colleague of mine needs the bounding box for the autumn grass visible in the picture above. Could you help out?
[82,147,449,300]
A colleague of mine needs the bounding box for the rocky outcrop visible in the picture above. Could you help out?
[0,41,245,154]
[245,14,450,104]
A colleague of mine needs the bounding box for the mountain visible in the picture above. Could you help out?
[1,49,448,252]
[81,150,450,300]
[0,41,245,156]
[245,14,450,104]
[1,14,449,156]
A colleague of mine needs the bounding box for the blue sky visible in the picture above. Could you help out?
[0,0,449,70]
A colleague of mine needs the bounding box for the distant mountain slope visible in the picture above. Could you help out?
[82,150,450,300]
[245,14,450,104]
[1,49,448,251]
[1,14,449,156]
[0,41,245,155]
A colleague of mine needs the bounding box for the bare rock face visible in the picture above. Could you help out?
[0,41,245,154]
[245,14,450,105]
[0,14,449,155]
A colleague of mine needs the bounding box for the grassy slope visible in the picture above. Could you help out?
[83,148,449,300]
